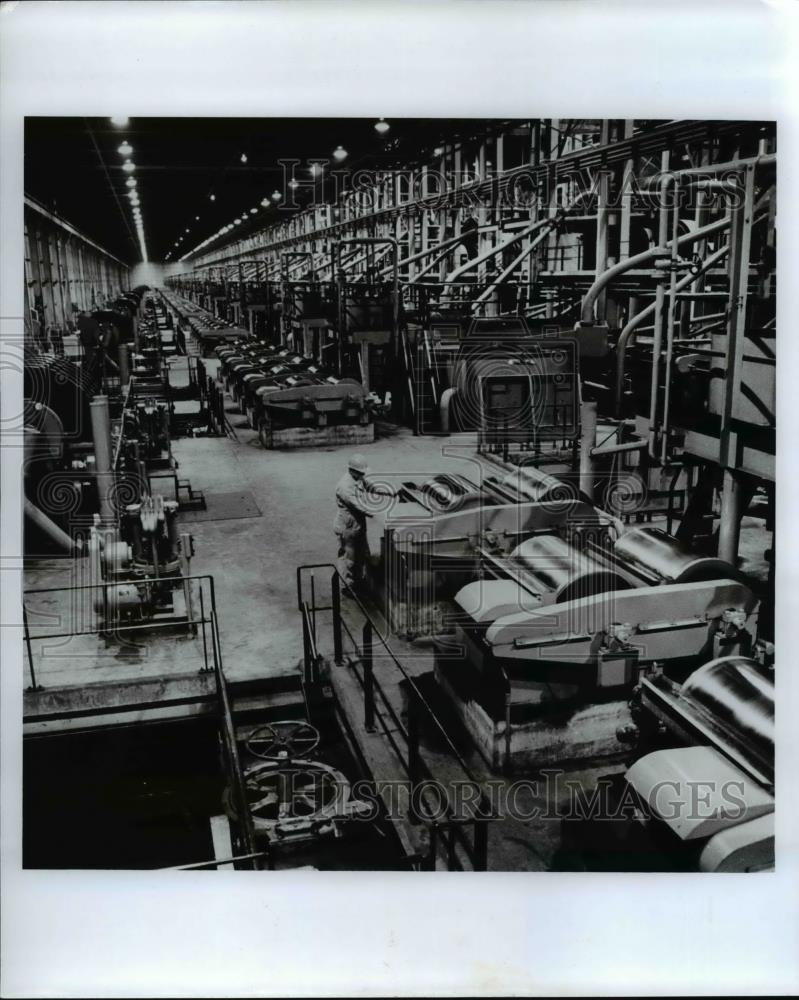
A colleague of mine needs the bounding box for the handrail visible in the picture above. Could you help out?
[296,564,492,870]
[24,572,260,870]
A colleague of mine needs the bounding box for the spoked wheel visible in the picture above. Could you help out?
[242,761,344,824]
[245,719,321,760]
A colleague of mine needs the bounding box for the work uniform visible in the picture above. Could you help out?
[334,470,371,588]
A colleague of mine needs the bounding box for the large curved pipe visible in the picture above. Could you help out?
[440,387,457,434]
[580,214,732,326]
[25,497,81,553]
[581,172,774,327]
[614,243,730,416]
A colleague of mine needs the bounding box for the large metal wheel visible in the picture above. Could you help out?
[245,719,320,760]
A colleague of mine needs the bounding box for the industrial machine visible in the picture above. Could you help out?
[557,653,774,872]
[224,719,373,854]
[88,493,195,632]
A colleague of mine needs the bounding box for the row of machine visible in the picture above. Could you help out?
[352,460,773,872]
[24,288,205,633]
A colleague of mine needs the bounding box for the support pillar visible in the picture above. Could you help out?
[717,468,743,565]
[579,401,598,502]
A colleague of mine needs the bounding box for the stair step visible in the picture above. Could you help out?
[229,671,302,699]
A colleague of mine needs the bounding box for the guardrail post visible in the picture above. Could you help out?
[407,688,421,820]
[331,572,343,663]
[473,817,488,872]
[23,605,41,691]
[424,822,438,871]
[301,607,312,685]
[362,620,376,732]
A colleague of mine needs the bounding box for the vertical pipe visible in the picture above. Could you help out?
[179,531,195,632]
[718,469,743,565]
[579,401,598,501]
[90,395,115,525]
[660,180,681,463]
[647,283,666,458]
[118,343,130,388]
[361,341,370,393]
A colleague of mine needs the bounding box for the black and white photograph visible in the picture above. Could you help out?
[18,113,778,875]
[2,2,798,997]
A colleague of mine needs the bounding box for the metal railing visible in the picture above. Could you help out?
[23,573,261,870]
[296,564,492,871]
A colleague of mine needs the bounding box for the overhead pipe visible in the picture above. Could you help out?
[581,158,775,326]
[443,215,555,290]
[471,221,558,310]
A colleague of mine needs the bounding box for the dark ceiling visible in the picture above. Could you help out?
[24,117,509,266]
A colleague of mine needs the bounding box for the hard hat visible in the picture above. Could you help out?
[348,453,369,475]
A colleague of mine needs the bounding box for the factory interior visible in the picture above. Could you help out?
[21,116,776,874]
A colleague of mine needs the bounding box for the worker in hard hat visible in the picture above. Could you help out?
[334,453,372,592]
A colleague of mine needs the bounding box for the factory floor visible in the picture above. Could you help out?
[22,349,772,870]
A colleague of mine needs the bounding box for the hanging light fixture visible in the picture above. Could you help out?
[250,207,258,214]
[125,177,137,189]
[332,145,348,162]
[289,178,299,190]
[110,116,130,127]
[209,193,216,201]
[271,189,282,202]
[117,141,133,157]
[240,153,248,164]
[122,160,136,173]
[374,118,390,135]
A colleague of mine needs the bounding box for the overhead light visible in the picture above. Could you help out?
[309,163,323,177]
[117,141,133,157]
[333,145,348,162]
[374,118,390,135]
[250,207,258,215]
[260,197,270,207]
[185,228,189,233]
[125,177,137,189]
[122,160,135,173]
[271,189,282,202]
[110,116,130,127]
[240,153,248,164]
[289,178,299,190]
[195,215,200,220]
[209,193,216,201]
[433,146,444,157]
